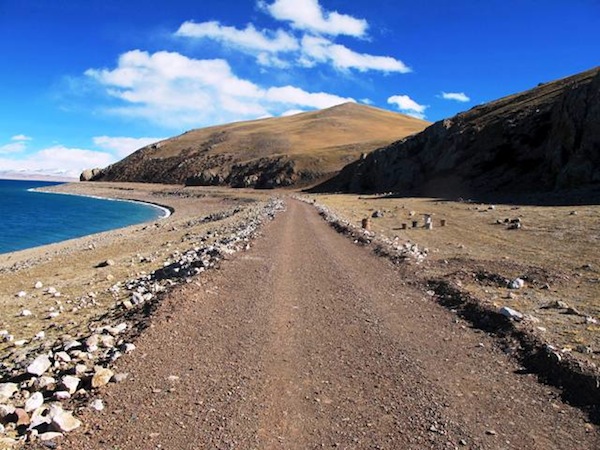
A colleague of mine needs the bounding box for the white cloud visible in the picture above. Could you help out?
[93,136,165,158]
[0,135,34,154]
[11,134,32,141]
[175,21,298,54]
[300,35,410,73]
[441,91,470,102]
[0,142,27,154]
[387,95,427,119]
[262,0,368,37]
[281,109,305,116]
[0,146,115,178]
[86,50,353,128]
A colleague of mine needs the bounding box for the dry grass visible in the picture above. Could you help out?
[307,193,600,361]
[147,103,429,174]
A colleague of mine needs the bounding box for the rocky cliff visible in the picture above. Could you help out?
[85,103,428,189]
[319,67,600,199]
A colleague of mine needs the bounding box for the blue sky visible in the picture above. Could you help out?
[1,0,598,178]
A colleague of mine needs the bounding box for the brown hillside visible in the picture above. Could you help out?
[88,103,429,188]
[319,67,600,201]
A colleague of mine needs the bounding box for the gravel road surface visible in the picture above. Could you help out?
[64,200,597,449]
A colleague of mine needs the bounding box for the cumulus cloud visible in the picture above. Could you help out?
[0,135,34,154]
[93,136,165,158]
[261,0,367,37]
[441,91,470,102]
[11,134,32,141]
[0,146,115,178]
[300,35,410,73]
[175,21,298,53]
[173,1,408,74]
[387,94,427,119]
[86,50,354,128]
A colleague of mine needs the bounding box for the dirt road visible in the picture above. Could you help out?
[65,200,597,449]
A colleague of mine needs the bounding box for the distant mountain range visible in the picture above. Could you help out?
[317,67,600,200]
[83,103,429,188]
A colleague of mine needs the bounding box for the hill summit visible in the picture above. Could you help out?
[318,67,600,200]
[84,103,428,188]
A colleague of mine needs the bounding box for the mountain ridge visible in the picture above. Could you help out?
[84,103,429,188]
[316,67,600,200]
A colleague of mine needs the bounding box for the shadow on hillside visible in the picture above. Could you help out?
[305,184,600,207]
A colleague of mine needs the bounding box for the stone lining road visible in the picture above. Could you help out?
[64,199,598,449]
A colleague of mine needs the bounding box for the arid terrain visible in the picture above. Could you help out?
[0,183,598,449]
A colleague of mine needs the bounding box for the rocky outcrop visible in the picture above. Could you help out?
[80,168,104,182]
[319,67,600,200]
[87,103,428,188]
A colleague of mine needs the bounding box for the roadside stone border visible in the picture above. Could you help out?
[0,198,285,448]
[427,279,600,422]
[300,196,600,424]
[295,196,428,263]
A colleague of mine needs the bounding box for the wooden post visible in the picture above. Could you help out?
[401,223,407,230]
[412,220,419,228]
[440,219,447,227]
[362,218,371,230]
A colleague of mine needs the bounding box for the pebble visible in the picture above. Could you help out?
[53,391,71,400]
[27,355,52,376]
[24,392,44,412]
[34,281,44,289]
[61,376,80,394]
[0,383,19,403]
[91,367,114,388]
[499,306,523,321]
[508,278,525,289]
[20,309,33,317]
[15,408,30,426]
[39,432,63,442]
[49,406,81,432]
[113,373,129,383]
[16,291,27,298]
[37,376,56,390]
[90,399,104,411]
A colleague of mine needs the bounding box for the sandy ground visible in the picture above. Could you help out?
[55,200,598,449]
[307,193,600,364]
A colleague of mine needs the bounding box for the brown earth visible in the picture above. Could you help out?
[59,200,597,449]
[86,103,428,188]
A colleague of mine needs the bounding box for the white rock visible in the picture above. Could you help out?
[39,432,63,442]
[500,306,524,321]
[53,391,71,400]
[13,339,27,347]
[27,355,52,376]
[34,331,46,340]
[91,367,114,388]
[99,334,115,348]
[55,351,71,362]
[61,375,80,394]
[123,343,136,354]
[16,291,27,298]
[47,312,60,319]
[108,322,127,335]
[113,373,129,383]
[90,399,104,411]
[20,309,32,317]
[25,392,44,412]
[34,281,44,289]
[47,287,57,295]
[37,376,56,390]
[49,406,81,432]
[0,404,16,418]
[508,278,525,289]
[30,406,51,428]
[0,437,17,447]
[75,364,87,376]
[0,383,18,402]
[63,340,81,351]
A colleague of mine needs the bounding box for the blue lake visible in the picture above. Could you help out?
[0,179,166,254]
